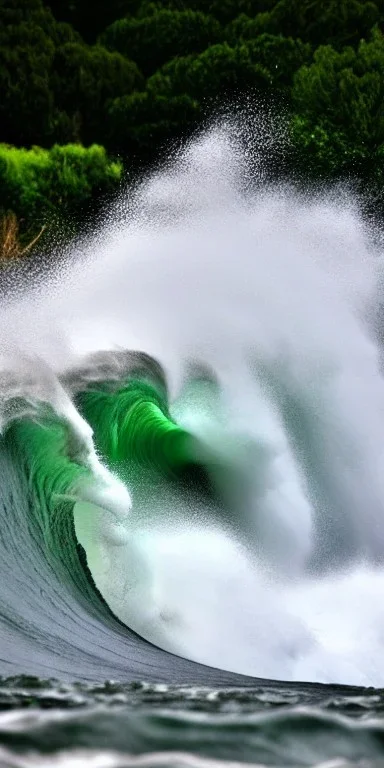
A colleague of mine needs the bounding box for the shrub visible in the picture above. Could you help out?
[0,143,123,225]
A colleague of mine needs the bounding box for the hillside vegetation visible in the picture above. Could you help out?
[1,0,383,240]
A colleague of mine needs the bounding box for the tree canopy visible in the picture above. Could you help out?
[292,30,384,182]
[1,0,384,227]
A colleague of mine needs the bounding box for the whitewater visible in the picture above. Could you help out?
[1,122,384,689]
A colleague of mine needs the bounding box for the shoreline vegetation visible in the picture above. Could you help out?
[1,0,384,258]
[0,143,123,259]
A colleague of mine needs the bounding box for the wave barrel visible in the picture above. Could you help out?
[73,362,215,497]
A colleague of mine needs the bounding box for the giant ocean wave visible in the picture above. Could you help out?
[2,124,384,688]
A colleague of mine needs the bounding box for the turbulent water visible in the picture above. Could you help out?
[1,122,384,766]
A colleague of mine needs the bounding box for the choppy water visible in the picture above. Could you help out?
[1,677,384,767]
[1,119,384,765]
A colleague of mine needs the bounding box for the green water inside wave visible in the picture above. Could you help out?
[1,372,224,606]
[75,377,217,497]
[2,412,102,613]
[5,415,90,543]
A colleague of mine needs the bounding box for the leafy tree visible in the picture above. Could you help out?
[0,0,142,148]
[100,10,222,77]
[1,0,384,212]
[291,30,384,180]
[0,0,79,145]
[224,27,312,87]
[134,0,275,25]
[1,0,80,42]
[147,43,271,99]
[0,25,55,146]
[106,42,272,153]
[249,0,381,49]
[44,0,142,42]
[107,91,200,152]
[51,43,143,144]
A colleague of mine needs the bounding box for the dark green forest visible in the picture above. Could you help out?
[1,0,384,248]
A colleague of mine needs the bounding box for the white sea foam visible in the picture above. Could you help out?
[3,120,384,684]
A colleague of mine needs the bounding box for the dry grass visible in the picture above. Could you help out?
[0,212,46,261]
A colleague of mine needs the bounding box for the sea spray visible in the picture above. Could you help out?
[0,121,384,683]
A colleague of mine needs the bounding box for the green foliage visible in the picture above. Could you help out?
[147,43,271,99]
[106,42,272,151]
[224,28,312,87]
[107,92,200,151]
[2,0,384,216]
[0,27,55,146]
[249,0,381,49]
[134,0,276,25]
[0,0,142,148]
[0,0,78,146]
[45,0,142,42]
[51,43,143,144]
[291,30,384,180]
[101,9,222,76]
[0,0,80,43]
[0,144,123,224]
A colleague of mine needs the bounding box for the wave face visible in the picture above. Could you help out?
[1,122,384,687]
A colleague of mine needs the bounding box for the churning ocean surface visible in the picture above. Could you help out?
[1,121,384,767]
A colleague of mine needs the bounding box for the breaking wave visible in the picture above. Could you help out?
[1,121,384,687]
